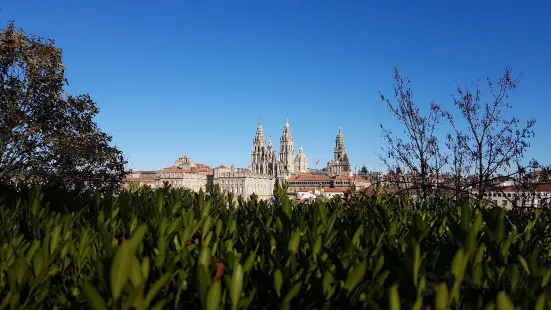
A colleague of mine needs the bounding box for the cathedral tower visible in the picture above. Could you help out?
[334,127,346,161]
[294,146,309,173]
[279,118,295,174]
[266,137,279,176]
[327,127,351,176]
[250,122,268,174]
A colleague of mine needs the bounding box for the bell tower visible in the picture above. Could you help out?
[279,117,295,174]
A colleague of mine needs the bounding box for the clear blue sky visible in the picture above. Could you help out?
[2,0,550,171]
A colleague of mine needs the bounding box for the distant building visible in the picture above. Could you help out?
[122,156,275,202]
[123,118,359,202]
[325,127,352,177]
[249,118,308,184]
[471,184,551,209]
[212,165,274,201]
[155,167,211,192]
[286,173,370,194]
[294,146,308,173]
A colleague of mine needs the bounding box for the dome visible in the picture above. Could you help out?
[295,146,307,161]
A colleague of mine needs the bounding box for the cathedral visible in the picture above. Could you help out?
[325,127,351,176]
[249,118,351,181]
[249,118,307,184]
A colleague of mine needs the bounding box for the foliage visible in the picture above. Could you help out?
[0,21,128,193]
[2,184,551,309]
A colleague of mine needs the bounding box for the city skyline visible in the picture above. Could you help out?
[2,1,549,171]
[138,118,355,173]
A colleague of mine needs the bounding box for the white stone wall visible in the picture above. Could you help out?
[213,167,275,201]
[157,170,209,192]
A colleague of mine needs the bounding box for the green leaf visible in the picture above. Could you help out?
[207,281,222,310]
[389,285,400,310]
[534,292,546,310]
[230,264,244,309]
[496,291,514,310]
[322,270,334,295]
[127,224,147,252]
[32,249,45,277]
[541,268,551,287]
[141,257,150,282]
[412,242,421,285]
[373,255,385,279]
[283,281,302,304]
[435,283,448,310]
[288,230,301,254]
[243,252,256,273]
[199,247,212,267]
[110,241,132,301]
[129,255,143,287]
[345,261,367,292]
[451,249,465,279]
[144,273,171,309]
[274,269,283,296]
[82,283,107,310]
[14,256,28,286]
[517,255,530,275]
[50,225,62,255]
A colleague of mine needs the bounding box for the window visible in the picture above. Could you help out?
[502,200,508,207]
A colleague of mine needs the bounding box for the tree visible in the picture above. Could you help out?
[379,68,446,199]
[446,68,536,202]
[0,21,128,193]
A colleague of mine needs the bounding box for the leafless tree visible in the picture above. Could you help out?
[446,68,536,202]
[379,68,447,200]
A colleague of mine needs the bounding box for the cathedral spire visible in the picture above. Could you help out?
[254,122,266,146]
[279,117,295,174]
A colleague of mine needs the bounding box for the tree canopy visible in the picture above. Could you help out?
[0,21,128,193]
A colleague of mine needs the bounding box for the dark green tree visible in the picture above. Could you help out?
[0,21,128,193]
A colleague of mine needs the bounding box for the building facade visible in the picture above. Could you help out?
[326,127,352,177]
[294,146,308,173]
[123,120,356,201]
[123,156,275,201]
[249,118,309,184]
[212,165,275,201]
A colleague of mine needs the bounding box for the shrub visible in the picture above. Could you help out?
[1,184,551,309]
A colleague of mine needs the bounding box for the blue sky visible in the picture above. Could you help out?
[2,0,550,172]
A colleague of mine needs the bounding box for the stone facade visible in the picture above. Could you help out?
[155,167,211,192]
[249,118,308,184]
[213,165,275,201]
[326,127,351,177]
[279,118,295,174]
[294,146,308,173]
[123,156,275,201]
[123,122,354,202]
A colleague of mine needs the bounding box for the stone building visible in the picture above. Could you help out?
[326,127,351,177]
[213,165,275,201]
[249,118,309,183]
[155,167,212,192]
[123,156,275,202]
[286,174,370,194]
[279,118,295,174]
[294,146,308,173]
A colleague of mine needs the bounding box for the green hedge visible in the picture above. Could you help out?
[1,184,551,309]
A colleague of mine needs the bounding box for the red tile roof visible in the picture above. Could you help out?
[297,187,353,193]
[288,174,332,181]
[123,177,156,181]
